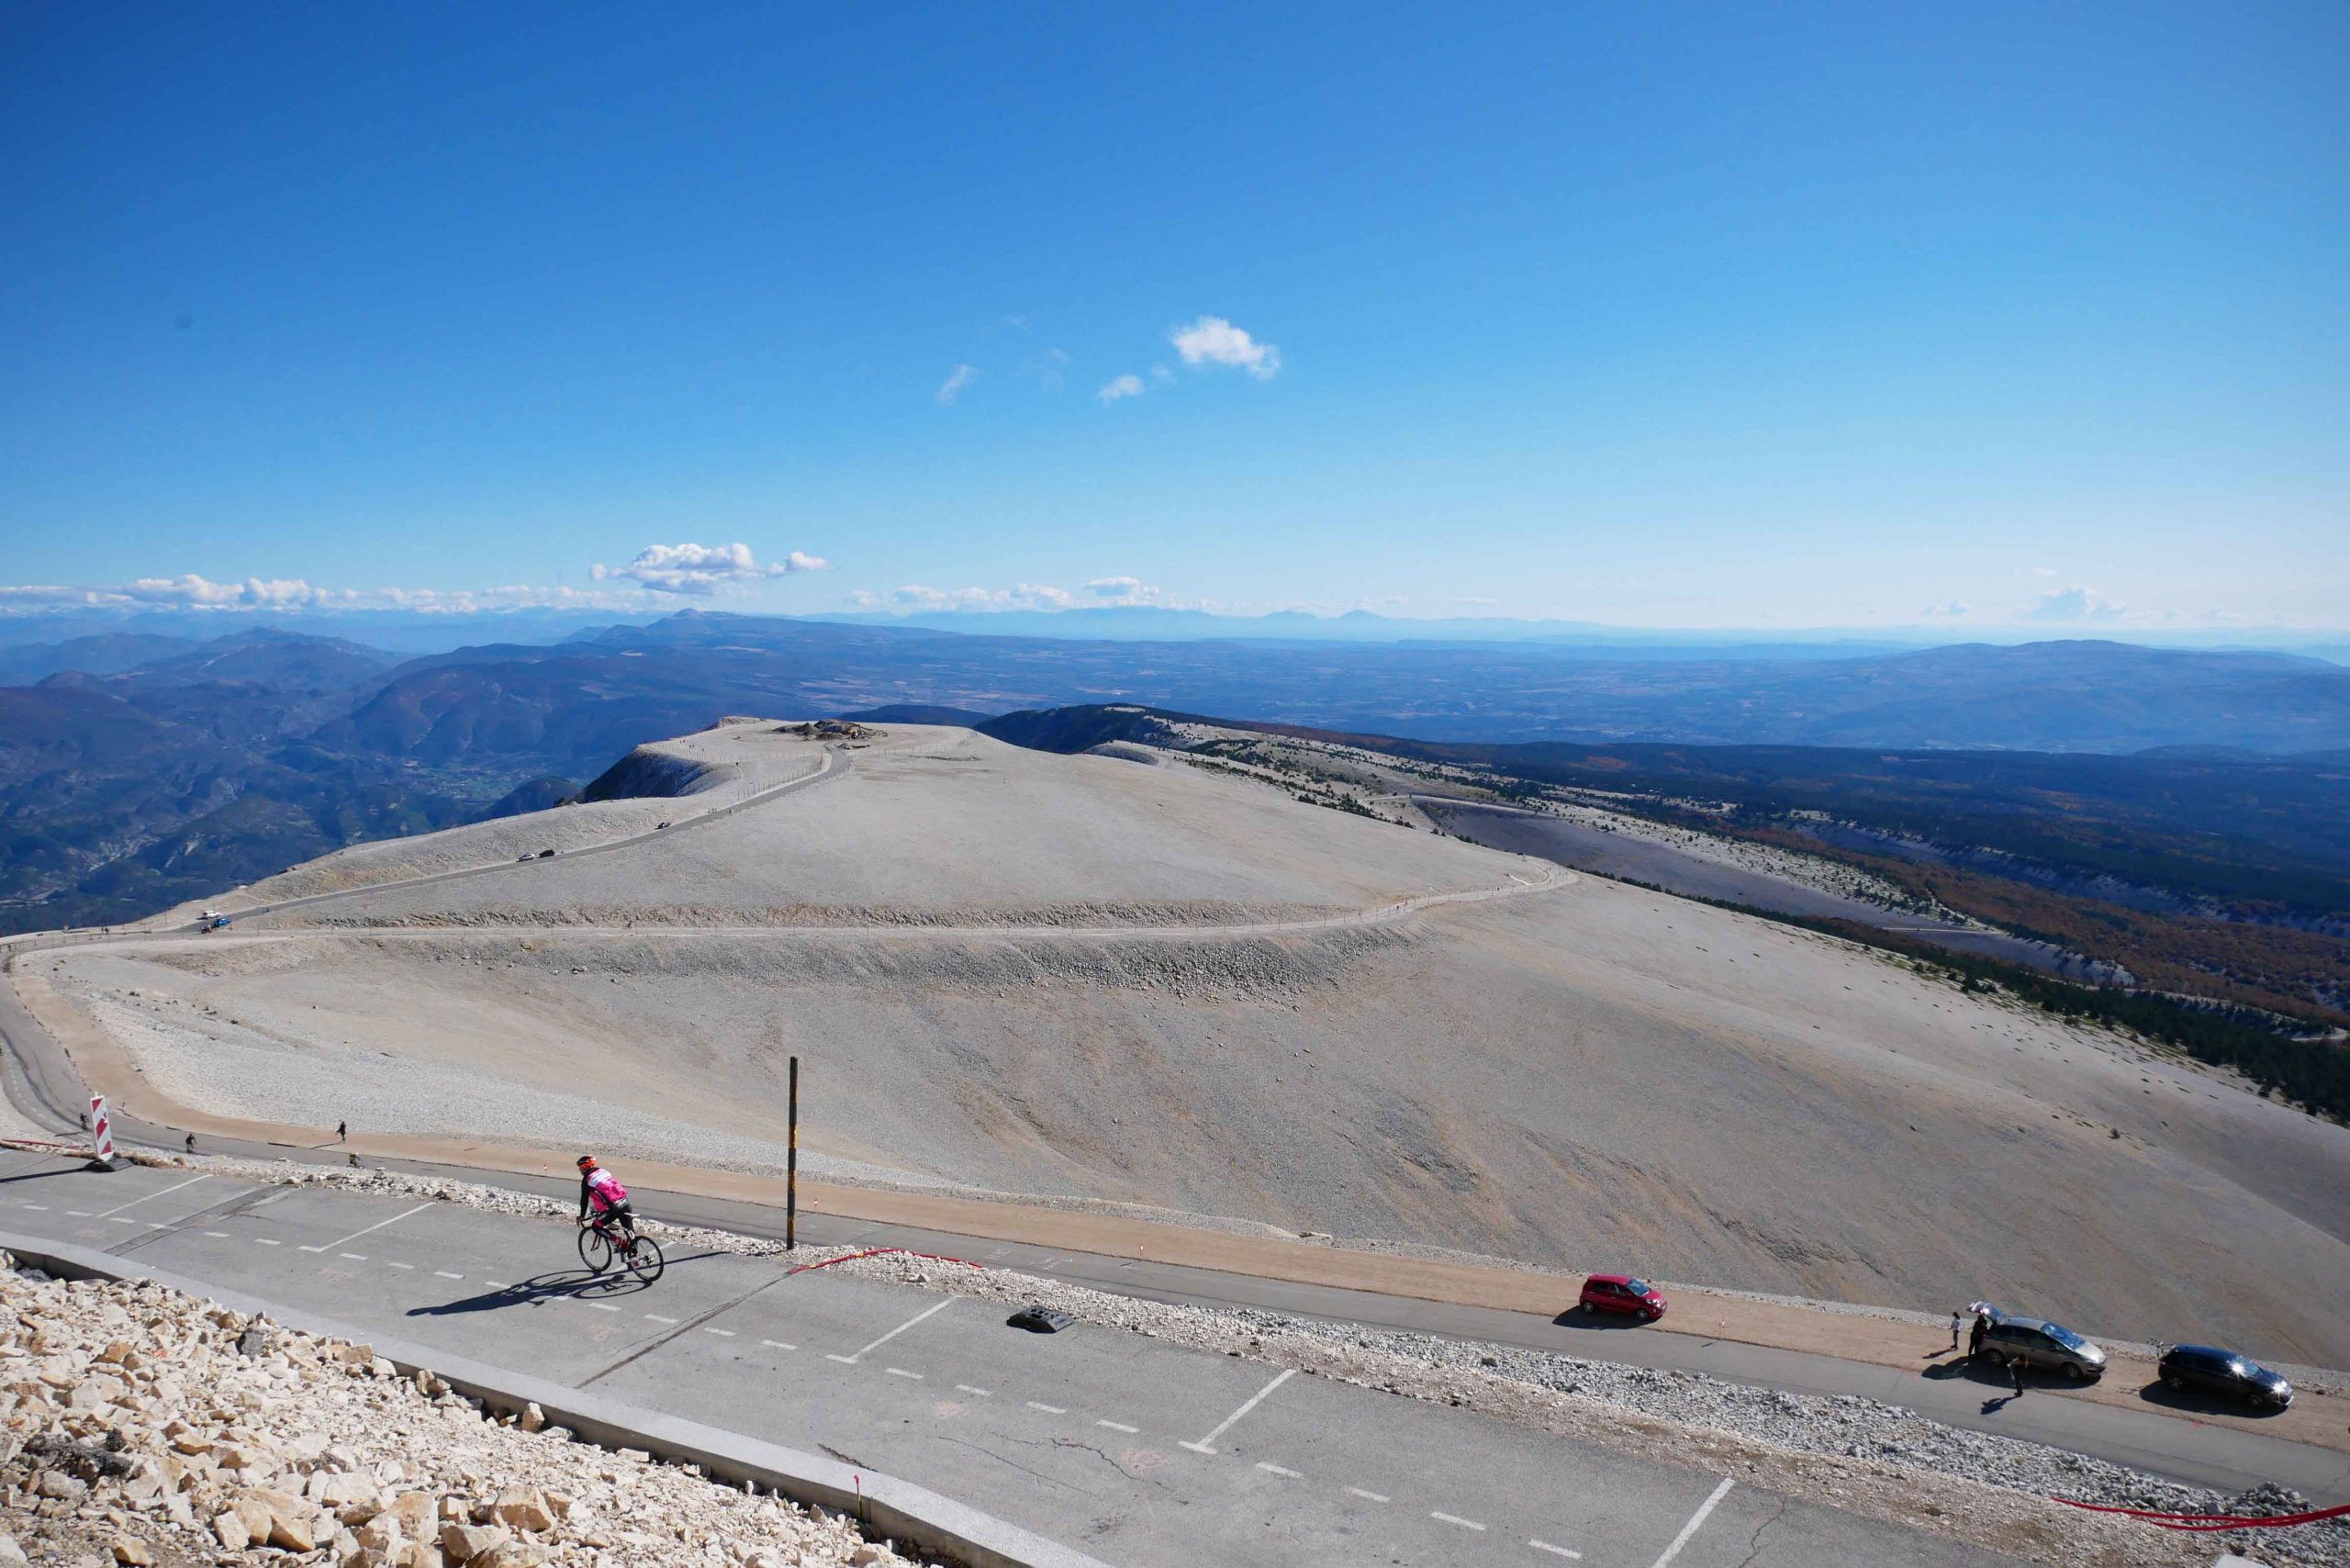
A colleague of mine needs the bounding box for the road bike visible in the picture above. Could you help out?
[577,1213,666,1283]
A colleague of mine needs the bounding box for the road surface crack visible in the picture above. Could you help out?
[1731,1495,1787,1568]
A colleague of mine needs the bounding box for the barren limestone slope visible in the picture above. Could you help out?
[43,721,2350,1365]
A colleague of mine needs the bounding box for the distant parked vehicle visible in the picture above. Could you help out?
[537,848,556,858]
[197,911,231,931]
[1978,1316,2106,1381]
[1578,1273,1667,1321]
[656,821,670,830]
[2158,1344,2292,1408]
[518,853,533,862]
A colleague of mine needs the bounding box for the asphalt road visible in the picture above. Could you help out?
[2,1150,2027,1568]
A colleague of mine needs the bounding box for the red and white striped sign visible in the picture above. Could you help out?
[89,1094,115,1162]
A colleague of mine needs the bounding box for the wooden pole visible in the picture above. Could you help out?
[785,1055,800,1250]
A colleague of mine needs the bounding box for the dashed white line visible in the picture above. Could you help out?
[1648,1478,1734,1568]
[106,1216,137,1226]
[835,1296,957,1364]
[1024,1401,1067,1415]
[1095,1420,1138,1434]
[1346,1487,1390,1503]
[644,1314,677,1325]
[885,1367,923,1380]
[144,1222,172,1230]
[200,1229,226,1238]
[1181,1368,1294,1455]
[253,1238,279,1246]
[386,1261,413,1271]
[65,1210,91,1216]
[1431,1512,1485,1531]
[955,1385,992,1397]
[484,1281,508,1289]
[301,1201,435,1255]
[1529,1540,1583,1561]
[1256,1462,1303,1479]
[760,1339,796,1350]
[432,1271,463,1280]
[703,1327,736,1338]
[340,1253,368,1261]
[587,1303,620,1313]
[18,1204,45,1211]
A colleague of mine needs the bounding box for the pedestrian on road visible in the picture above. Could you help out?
[185,1133,196,1155]
[1968,1315,1987,1359]
[78,1112,88,1132]
[1949,1310,1963,1351]
[336,1120,347,1143]
[2010,1356,2026,1399]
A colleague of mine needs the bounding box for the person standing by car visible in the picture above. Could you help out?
[1969,1313,1988,1359]
[2009,1354,2026,1399]
[1949,1310,1963,1352]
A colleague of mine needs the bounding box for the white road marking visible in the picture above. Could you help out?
[836,1295,956,1363]
[1346,1488,1390,1503]
[1024,1401,1067,1415]
[1432,1512,1485,1531]
[1530,1540,1583,1560]
[19,1204,45,1211]
[760,1339,796,1350]
[955,1385,992,1397]
[201,1229,227,1238]
[703,1327,736,1338]
[484,1280,507,1289]
[302,1201,434,1254]
[1181,1368,1294,1454]
[106,1216,136,1225]
[145,1223,172,1230]
[1095,1420,1138,1434]
[95,1172,210,1218]
[1256,1462,1302,1479]
[885,1367,923,1380]
[340,1253,368,1261]
[253,1238,279,1246]
[588,1304,619,1313]
[65,1210,91,1216]
[386,1261,413,1270]
[644,1314,677,1325]
[1648,1478,1734,1568]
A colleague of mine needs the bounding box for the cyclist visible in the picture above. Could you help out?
[576,1155,638,1244]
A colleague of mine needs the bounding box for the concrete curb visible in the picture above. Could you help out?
[0,1229,1118,1568]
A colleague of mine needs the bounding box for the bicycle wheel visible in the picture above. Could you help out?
[622,1232,665,1284]
[577,1225,614,1274]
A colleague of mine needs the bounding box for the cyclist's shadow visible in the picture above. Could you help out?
[408,1266,654,1317]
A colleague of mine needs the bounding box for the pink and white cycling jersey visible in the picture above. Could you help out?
[585,1168,629,1212]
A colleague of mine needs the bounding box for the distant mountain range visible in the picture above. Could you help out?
[6,610,2350,933]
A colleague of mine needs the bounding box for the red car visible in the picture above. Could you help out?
[1579,1272,1667,1321]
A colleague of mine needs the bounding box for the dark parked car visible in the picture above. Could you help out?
[1978,1316,2107,1381]
[2159,1344,2292,1408]
[1578,1273,1667,1321]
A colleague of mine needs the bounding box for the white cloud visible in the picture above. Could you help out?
[591,542,828,596]
[1921,600,1970,617]
[2024,585,2126,622]
[1149,364,1175,385]
[1169,316,1281,379]
[0,572,650,617]
[1085,576,1164,606]
[1098,374,1145,405]
[934,364,980,406]
[887,582,1077,612]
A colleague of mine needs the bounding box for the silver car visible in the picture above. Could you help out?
[1980,1316,2108,1381]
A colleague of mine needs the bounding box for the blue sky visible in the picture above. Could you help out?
[3,2,2344,631]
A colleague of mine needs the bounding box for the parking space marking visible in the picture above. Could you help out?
[253,1238,279,1246]
[834,1296,956,1364]
[760,1340,796,1351]
[1432,1512,1485,1531]
[1530,1540,1583,1560]
[107,1216,138,1225]
[94,1171,209,1219]
[587,1304,620,1313]
[1648,1478,1733,1568]
[1256,1462,1302,1479]
[301,1201,435,1255]
[340,1253,368,1261]
[1346,1488,1390,1503]
[645,1314,677,1325]
[1096,1420,1138,1434]
[386,1261,413,1271]
[1024,1401,1067,1415]
[65,1210,91,1216]
[885,1367,923,1380]
[1180,1368,1293,1455]
[433,1271,463,1280]
[703,1327,736,1338]
[955,1385,992,1397]
[201,1230,227,1238]
[18,1204,45,1211]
